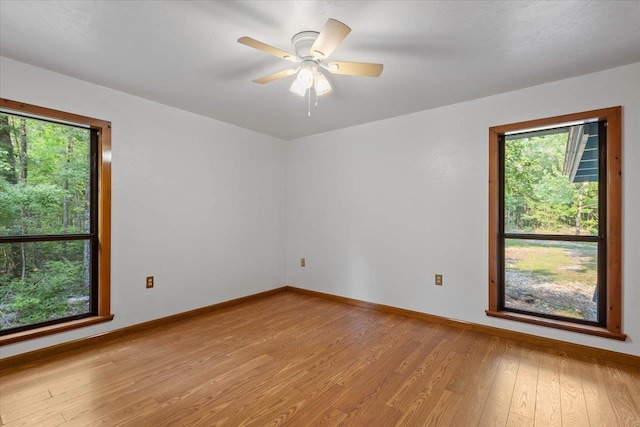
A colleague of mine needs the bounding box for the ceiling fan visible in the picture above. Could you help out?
[237,19,383,102]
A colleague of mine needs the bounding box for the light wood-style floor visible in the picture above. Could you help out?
[1,292,639,426]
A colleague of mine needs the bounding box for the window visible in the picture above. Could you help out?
[487,107,624,340]
[0,99,112,345]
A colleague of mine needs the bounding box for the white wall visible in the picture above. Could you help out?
[0,57,287,358]
[286,62,640,356]
[2,57,638,359]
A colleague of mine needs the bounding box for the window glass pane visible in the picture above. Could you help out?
[504,123,599,236]
[0,240,91,331]
[0,113,91,236]
[504,239,598,321]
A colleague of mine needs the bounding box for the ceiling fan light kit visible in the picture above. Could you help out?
[314,70,332,96]
[237,18,383,115]
[290,64,314,96]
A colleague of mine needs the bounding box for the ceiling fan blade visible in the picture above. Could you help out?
[309,18,351,60]
[237,36,299,62]
[252,69,297,84]
[328,61,383,77]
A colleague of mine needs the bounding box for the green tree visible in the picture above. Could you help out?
[504,132,598,235]
[0,113,91,330]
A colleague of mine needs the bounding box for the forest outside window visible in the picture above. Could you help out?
[0,99,112,345]
[487,107,624,340]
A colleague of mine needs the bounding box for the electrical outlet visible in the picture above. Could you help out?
[146,276,154,288]
[435,274,443,286]
[301,258,306,267]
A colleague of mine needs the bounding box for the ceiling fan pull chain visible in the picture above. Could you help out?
[308,89,311,117]
[315,89,319,107]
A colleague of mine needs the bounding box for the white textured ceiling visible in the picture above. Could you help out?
[1,1,639,140]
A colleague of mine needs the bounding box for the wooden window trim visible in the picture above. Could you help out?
[0,98,113,346]
[487,106,625,340]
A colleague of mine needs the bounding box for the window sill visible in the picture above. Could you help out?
[486,310,626,341]
[0,315,114,346]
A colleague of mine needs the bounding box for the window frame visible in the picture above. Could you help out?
[487,106,625,340]
[0,98,113,346]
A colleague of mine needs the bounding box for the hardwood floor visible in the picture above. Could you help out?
[1,292,639,426]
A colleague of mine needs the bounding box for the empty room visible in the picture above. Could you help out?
[1,1,639,426]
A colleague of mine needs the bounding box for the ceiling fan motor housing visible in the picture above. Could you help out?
[292,31,320,60]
